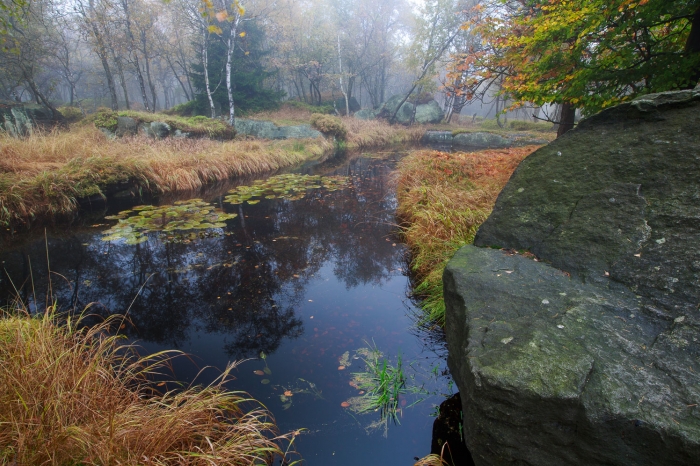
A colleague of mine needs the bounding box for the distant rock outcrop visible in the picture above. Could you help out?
[371,95,445,124]
[422,130,548,150]
[0,101,61,136]
[444,89,700,465]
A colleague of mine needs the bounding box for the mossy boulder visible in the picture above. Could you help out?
[445,89,700,465]
[354,108,377,120]
[377,95,415,124]
[0,101,61,136]
[414,100,444,124]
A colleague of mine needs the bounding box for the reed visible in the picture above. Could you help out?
[395,147,540,324]
[0,307,299,465]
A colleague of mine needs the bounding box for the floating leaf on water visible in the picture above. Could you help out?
[341,402,350,408]
[247,200,260,205]
[260,351,267,360]
[282,402,292,410]
[263,367,272,375]
[253,370,265,376]
[338,365,346,371]
[223,173,350,207]
[284,390,293,397]
[261,379,270,384]
[101,199,233,244]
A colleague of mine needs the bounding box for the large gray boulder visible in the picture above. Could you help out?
[377,95,415,124]
[354,108,377,120]
[140,121,171,139]
[445,89,700,465]
[234,119,322,139]
[414,100,445,124]
[116,116,138,137]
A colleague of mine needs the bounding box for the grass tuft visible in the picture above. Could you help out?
[395,147,540,324]
[0,307,298,465]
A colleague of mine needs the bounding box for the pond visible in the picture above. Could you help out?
[0,150,453,465]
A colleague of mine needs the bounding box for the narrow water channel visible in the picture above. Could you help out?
[0,150,452,465]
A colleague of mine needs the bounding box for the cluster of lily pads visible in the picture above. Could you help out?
[102,199,237,245]
[223,173,350,205]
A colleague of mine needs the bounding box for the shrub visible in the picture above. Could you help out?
[165,100,199,117]
[310,113,347,140]
[91,109,118,132]
[57,106,84,124]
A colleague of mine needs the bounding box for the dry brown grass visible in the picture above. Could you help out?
[395,146,540,324]
[0,126,331,226]
[343,117,424,149]
[0,308,299,465]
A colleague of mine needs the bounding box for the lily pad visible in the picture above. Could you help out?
[102,199,236,244]
[224,174,350,206]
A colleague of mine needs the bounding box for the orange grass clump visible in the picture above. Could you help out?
[343,117,424,149]
[0,309,300,465]
[0,125,331,226]
[395,146,540,324]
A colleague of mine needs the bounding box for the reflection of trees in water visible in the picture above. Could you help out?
[0,156,403,358]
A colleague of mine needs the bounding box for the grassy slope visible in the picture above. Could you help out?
[0,125,331,226]
[395,146,540,324]
[0,310,296,465]
[0,109,424,227]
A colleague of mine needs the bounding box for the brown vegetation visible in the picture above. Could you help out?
[0,309,298,465]
[395,146,540,324]
[0,125,331,226]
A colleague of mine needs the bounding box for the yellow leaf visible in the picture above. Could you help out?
[239,31,246,37]
[208,25,222,34]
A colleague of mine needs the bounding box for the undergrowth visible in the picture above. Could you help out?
[0,307,299,465]
[395,147,540,324]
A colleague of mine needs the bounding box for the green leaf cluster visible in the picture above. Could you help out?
[102,199,237,245]
[223,174,349,205]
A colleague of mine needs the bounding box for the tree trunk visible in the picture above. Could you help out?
[337,34,350,116]
[87,0,118,110]
[225,15,241,126]
[166,55,191,101]
[141,31,158,113]
[557,103,576,137]
[121,0,150,111]
[202,37,216,118]
[685,5,700,87]
[113,54,130,110]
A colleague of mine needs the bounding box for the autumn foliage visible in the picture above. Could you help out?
[449,0,700,116]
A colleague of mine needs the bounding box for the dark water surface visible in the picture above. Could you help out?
[0,151,452,465]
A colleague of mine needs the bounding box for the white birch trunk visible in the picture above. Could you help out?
[226,15,241,126]
[202,33,216,118]
[337,34,349,116]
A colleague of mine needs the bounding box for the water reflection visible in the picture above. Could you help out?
[1,155,404,359]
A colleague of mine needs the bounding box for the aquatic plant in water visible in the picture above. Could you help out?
[102,199,237,245]
[342,345,422,436]
[223,174,350,205]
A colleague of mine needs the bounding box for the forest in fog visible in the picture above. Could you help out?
[0,0,697,126]
[0,0,478,117]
